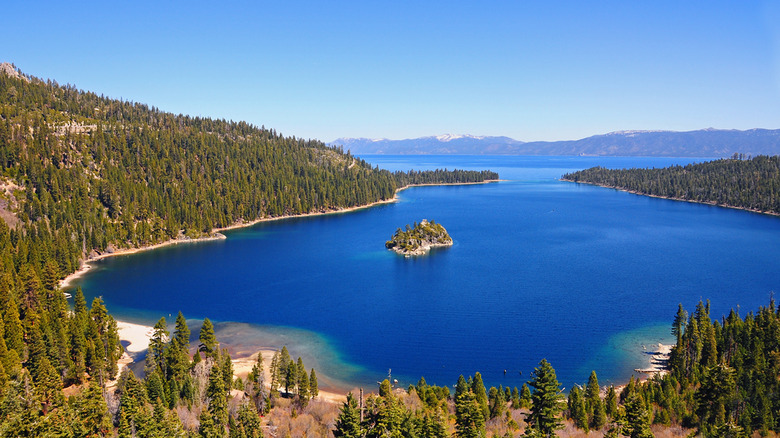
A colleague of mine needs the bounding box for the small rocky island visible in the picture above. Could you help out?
[385,219,453,256]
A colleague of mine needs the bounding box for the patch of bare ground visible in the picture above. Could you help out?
[650,424,696,437]
[0,178,22,228]
[53,122,98,135]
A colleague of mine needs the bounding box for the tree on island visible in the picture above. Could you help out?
[385,219,453,255]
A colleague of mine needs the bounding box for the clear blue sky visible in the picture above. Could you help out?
[2,1,779,142]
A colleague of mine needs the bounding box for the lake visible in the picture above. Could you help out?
[70,155,780,392]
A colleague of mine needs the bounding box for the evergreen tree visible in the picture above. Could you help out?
[117,370,151,437]
[591,397,607,430]
[309,368,319,399]
[471,371,489,420]
[147,316,168,375]
[696,364,737,432]
[520,383,532,409]
[364,392,403,438]
[421,411,448,438]
[221,350,233,392]
[2,293,23,354]
[278,346,292,394]
[199,318,217,358]
[568,386,588,432]
[146,369,167,405]
[296,357,309,401]
[75,380,113,437]
[605,386,618,418]
[247,352,266,410]
[511,386,521,409]
[230,402,263,438]
[33,356,63,414]
[528,359,564,437]
[285,359,297,396]
[455,374,470,400]
[586,371,606,429]
[169,311,191,379]
[379,378,392,398]
[455,389,486,438]
[269,350,281,396]
[488,386,505,419]
[623,392,654,438]
[334,392,364,438]
[205,362,228,436]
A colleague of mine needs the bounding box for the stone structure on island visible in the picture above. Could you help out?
[385,219,453,256]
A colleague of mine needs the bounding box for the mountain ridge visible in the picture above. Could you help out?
[331,128,780,157]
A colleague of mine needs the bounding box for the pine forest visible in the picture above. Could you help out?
[2,64,780,437]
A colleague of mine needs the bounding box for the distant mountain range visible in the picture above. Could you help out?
[329,129,780,157]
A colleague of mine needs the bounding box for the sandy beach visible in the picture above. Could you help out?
[117,321,156,354]
[113,319,346,403]
[232,351,346,403]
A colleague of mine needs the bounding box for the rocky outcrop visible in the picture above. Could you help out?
[385,219,453,256]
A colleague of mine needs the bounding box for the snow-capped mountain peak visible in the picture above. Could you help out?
[435,134,485,142]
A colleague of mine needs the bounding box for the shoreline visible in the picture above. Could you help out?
[562,179,780,218]
[113,319,347,402]
[66,179,504,399]
[60,179,500,290]
[59,234,228,290]
[633,343,672,378]
[113,318,671,402]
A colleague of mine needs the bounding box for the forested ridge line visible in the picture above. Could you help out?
[0,64,497,280]
[561,155,780,215]
[0,63,501,436]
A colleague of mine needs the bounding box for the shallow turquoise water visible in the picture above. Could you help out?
[71,155,780,391]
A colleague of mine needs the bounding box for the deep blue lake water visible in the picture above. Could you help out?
[70,155,780,392]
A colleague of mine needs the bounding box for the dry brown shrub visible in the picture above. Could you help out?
[486,416,514,437]
[289,413,330,437]
[177,404,202,431]
[397,388,424,412]
[306,399,339,429]
[650,424,694,437]
[558,419,603,437]
[754,432,780,438]
[508,408,528,429]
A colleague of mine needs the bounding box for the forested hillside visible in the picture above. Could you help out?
[0,64,497,275]
[0,64,502,436]
[562,155,780,215]
[598,299,780,437]
[0,65,401,277]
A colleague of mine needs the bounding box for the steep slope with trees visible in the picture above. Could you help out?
[0,64,501,436]
[0,63,497,275]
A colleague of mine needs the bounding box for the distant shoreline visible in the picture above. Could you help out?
[60,179,499,290]
[562,179,780,218]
